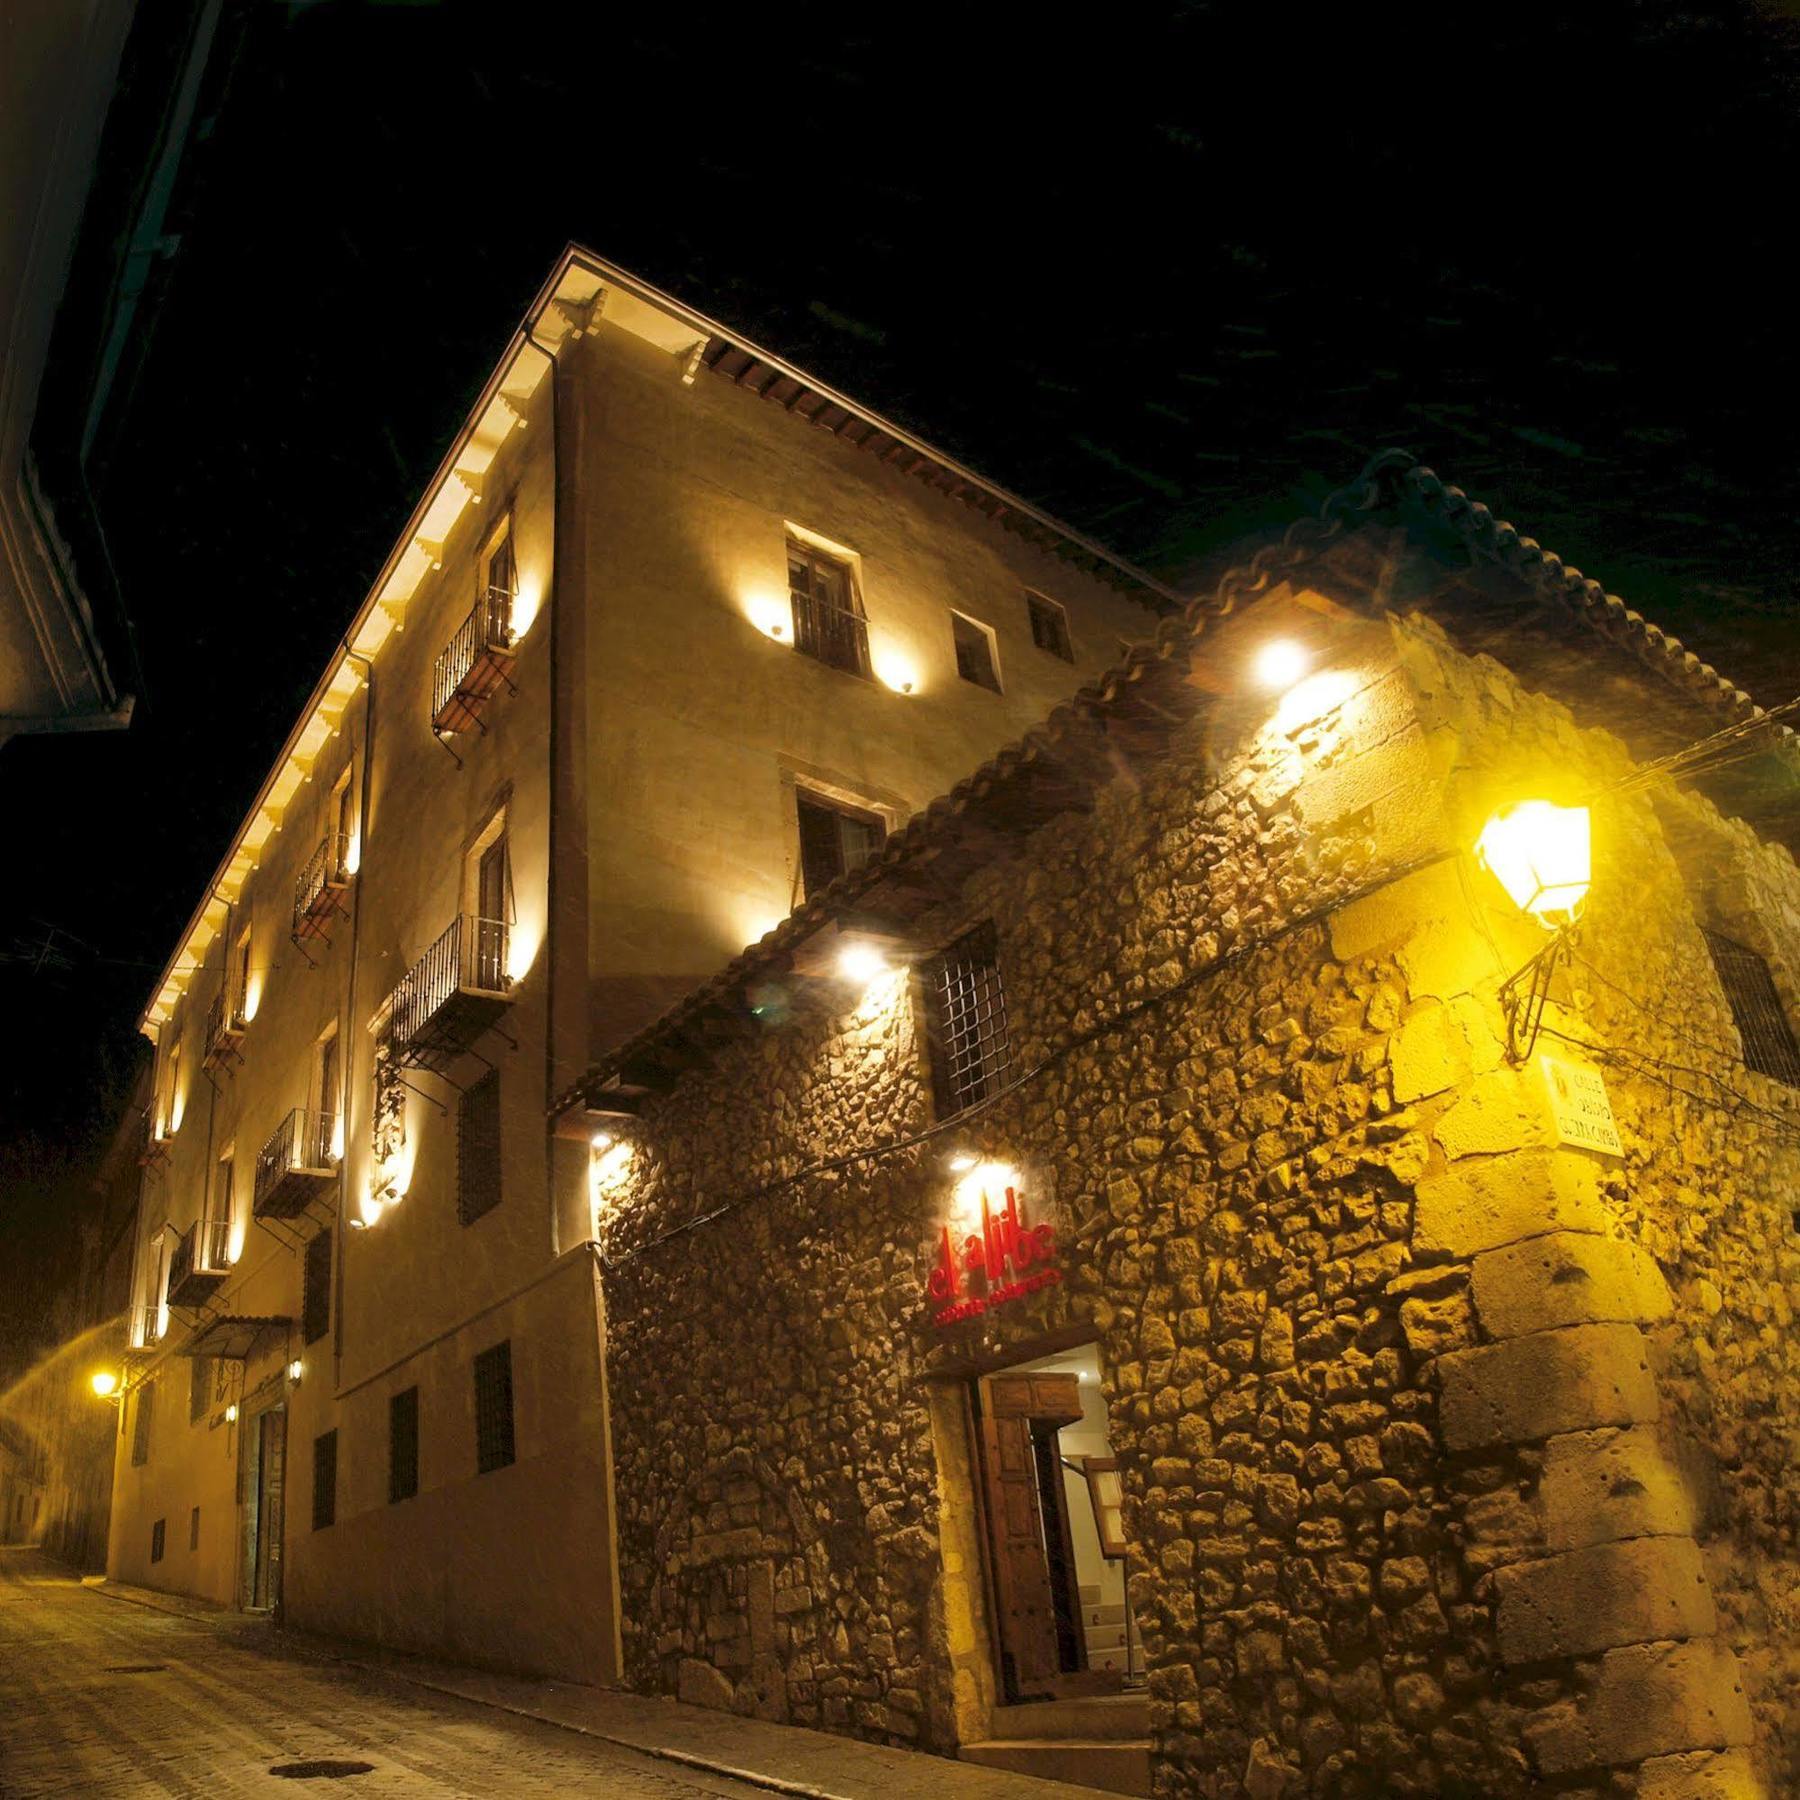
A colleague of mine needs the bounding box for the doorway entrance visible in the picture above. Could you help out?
[971,1342,1139,1704]
[240,1404,286,1612]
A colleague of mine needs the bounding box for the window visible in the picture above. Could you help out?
[458,1070,503,1226]
[1702,929,1800,1086]
[302,1229,332,1346]
[150,1518,165,1563]
[787,536,871,678]
[1026,592,1073,662]
[233,926,252,1025]
[190,1356,212,1424]
[482,514,517,607]
[131,1382,155,1466]
[164,1037,181,1136]
[473,1341,515,1474]
[331,768,355,876]
[951,611,1001,692]
[389,1387,420,1504]
[189,1506,200,1552]
[312,1429,337,1530]
[795,791,886,902]
[921,921,1013,1118]
[315,1027,340,1145]
[465,812,511,993]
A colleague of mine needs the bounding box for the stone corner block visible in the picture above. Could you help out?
[1525,1638,1754,1775]
[677,1656,736,1712]
[1472,1231,1674,1340]
[1413,1148,1606,1260]
[1434,1068,1557,1160]
[1438,1323,1657,1452]
[1541,1426,1698,1550]
[1494,1536,1715,1664]
[1636,1748,1767,1799]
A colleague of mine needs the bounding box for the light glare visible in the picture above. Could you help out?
[90,1371,118,1398]
[1253,639,1309,692]
[1476,801,1592,927]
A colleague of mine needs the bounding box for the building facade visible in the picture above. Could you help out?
[106,250,1171,1684]
[565,467,1800,1796]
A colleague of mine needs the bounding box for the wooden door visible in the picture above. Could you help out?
[978,1373,1082,1696]
[253,1409,286,1610]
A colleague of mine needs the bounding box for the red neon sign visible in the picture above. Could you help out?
[927,1182,1060,1327]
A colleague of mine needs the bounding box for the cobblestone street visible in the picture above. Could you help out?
[0,1549,772,1798]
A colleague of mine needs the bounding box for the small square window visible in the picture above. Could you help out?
[1025,592,1073,662]
[312,1429,338,1531]
[951,612,1001,692]
[473,1341,515,1475]
[150,1518,165,1563]
[795,792,886,901]
[389,1386,420,1504]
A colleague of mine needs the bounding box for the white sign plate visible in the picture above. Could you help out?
[1539,1054,1624,1158]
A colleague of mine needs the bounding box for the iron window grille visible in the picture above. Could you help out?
[1026,592,1074,662]
[1701,929,1800,1086]
[190,1506,200,1551]
[150,1518,165,1563]
[457,1070,503,1226]
[473,1341,515,1475]
[795,792,886,901]
[190,1356,211,1424]
[921,921,1013,1118]
[951,612,1001,691]
[312,1429,337,1531]
[302,1230,333,1346]
[131,1382,155,1466]
[787,540,871,678]
[389,1387,420,1504]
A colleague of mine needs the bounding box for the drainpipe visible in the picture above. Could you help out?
[332,646,377,1383]
[520,324,563,1255]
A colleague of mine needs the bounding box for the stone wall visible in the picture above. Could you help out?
[597,606,1799,1796]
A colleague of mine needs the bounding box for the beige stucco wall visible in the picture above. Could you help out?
[110,295,1165,1684]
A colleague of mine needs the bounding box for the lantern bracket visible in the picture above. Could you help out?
[1498,926,1575,1063]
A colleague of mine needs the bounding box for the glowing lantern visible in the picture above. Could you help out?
[1252,639,1308,692]
[1476,801,1591,928]
[90,1371,119,1399]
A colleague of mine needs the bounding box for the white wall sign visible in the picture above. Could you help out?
[1539,1053,1624,1158]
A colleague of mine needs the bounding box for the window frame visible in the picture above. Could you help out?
[919,920,1013,1119]
[389,1386,420,1504]
[473,1340,516,1476]
[949,609,1003,693]
[1025,591,1074,662]
[312,1428,338,1531]
[457,1068,503,1227]
[785,531,872,679]
[794,787,888,903]
[1701,927,1800,1086]
[301,1229,333,1347]
[131,1382,155,1467]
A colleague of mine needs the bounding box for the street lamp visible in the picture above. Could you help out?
[90,1370,119,1400]
[1477,801,1592,1059]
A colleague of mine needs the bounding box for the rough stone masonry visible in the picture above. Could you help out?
[595,605,1799,1798]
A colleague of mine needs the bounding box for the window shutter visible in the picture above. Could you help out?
[457,1071,503,1225]
[302,1230,332,1345]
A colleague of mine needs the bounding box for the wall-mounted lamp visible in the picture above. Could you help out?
[1477,801,1592,1060]
[90,1370,119,1400]
[288,1360,304,1383]
[1252,639,1309,693]
[225,1403,239,1424]
[837,942,889,986]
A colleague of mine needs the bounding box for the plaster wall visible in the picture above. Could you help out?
[596,606,1799,1796]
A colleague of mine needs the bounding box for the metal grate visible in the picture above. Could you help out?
[457,1070,503,1226]
[389,1387,419,1504]
[922,921,1013,1118]
[150,1518,165,1563]
[131,1382,155,1466]
[1026,591,1073,661]
[302,1230,333,1346]
[473,1341,515,1475]
[312,1429,337,1531]
[1702,929,1800,1086]
[787,541,871,678]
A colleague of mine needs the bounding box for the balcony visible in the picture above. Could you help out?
[126,1304,161,1352]
[432,586,517,737]
[202,989,246,1074]
[166,1217,232,1308]
[790,587,871,678]
[381,914,512,1068]
[253,1108,338,1221]
[137,1114,172,1174]
[292,830,352,944]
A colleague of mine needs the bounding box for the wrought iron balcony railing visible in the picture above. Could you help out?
[166,1216,233,1308]
[202,989,247,1073]
[253,1107,339,1221]
[293,831,352,943]
[432,585,517,736]
[380,914,512,1068]
[137,1113,172,1173]
[789,587,871,678]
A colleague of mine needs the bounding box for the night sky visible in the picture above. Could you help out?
[4,0,1798,1375]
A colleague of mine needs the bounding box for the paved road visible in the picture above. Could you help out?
[0,1548,769,1798]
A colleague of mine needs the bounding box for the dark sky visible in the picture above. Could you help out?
[4,0,1799,1371]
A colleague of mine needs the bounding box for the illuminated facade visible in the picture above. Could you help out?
[563,462,1800,1795]
[106,249,1173,1680]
